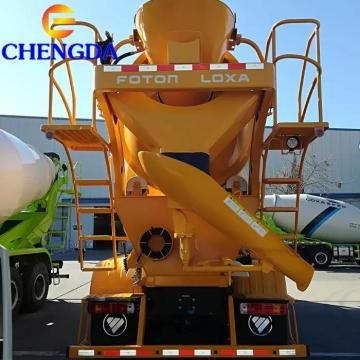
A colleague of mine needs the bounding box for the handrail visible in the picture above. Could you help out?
[265,18,320,60]
[273,54,321,73]
[54,38,77,122]
[48,21,102,125]
[271,18,320,32]
[49,58,96,126]
[298,30,316,121]
[300,77,318,123]
[264,19,323,124]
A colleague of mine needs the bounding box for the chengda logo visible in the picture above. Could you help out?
[42,4,76,39]
[1,4,118,61]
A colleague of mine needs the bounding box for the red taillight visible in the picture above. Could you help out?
[240,302,287,316]
[88,302,135,315]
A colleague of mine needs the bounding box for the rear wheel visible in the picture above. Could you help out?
[10,267,23,315]
[310,246,332,269]
[22,262,49,312]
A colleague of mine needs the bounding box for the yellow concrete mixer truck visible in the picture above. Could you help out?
[41,0,328,358]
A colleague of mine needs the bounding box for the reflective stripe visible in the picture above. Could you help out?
[77,347,300,358]
[103,63,264,73]
[78,349,95,356]
[121,65,139,72]
[162,349,180,356]
[219,349,237,356]
[103,66,122,72]
[253,349,270,356]
[174,64,192,71]
[279,349,296,356]
[237,349,254,356]
[139,65,158,72]
[119,349,136,356]
[246,63,265,70]
[137,349,153,356]
[210,63,228,70]
[194,349,211,356]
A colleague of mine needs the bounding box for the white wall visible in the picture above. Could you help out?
[265,127,360,196]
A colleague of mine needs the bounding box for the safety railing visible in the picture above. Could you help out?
[48,22,103,126]
[264,19,323,125]
[47,21,136,128]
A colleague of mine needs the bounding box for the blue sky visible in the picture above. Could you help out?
[0,0,359,128]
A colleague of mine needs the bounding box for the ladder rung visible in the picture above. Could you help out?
[262,207,298,213]
[263,178,300,185]
[115,236,128,241]
[76,179,111,186]
[80,235,113,241]
[78,207,112,214]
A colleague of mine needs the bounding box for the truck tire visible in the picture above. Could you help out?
[22,262,49,312]
[310,246,332,269]
[10,267,23,315]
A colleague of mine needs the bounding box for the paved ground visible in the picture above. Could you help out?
[11,251,360,359]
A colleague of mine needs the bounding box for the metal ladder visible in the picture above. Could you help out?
[41,124,122,271]
[259,123,314,252]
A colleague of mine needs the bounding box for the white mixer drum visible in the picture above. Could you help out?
[264,194,360,244]
[0,129,56,224]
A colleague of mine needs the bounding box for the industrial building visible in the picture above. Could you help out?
[1,114,360,249]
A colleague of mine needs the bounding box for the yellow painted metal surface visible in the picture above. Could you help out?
[90,257,141,295]
[139,152,313,291]
[94,64,275,91]
[233,271,288,300]
[135,0,234,64]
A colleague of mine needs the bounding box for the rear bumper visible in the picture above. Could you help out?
[68,344,308,358]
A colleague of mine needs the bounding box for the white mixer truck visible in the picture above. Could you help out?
[265,194,360,268]
[0,129,69,313]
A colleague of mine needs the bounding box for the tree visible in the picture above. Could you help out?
[268,152,337,194]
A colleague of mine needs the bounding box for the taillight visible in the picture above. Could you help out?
[88,301,135,315]
[240,302,287,316]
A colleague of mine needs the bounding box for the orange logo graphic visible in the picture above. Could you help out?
[42,4,76,39]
